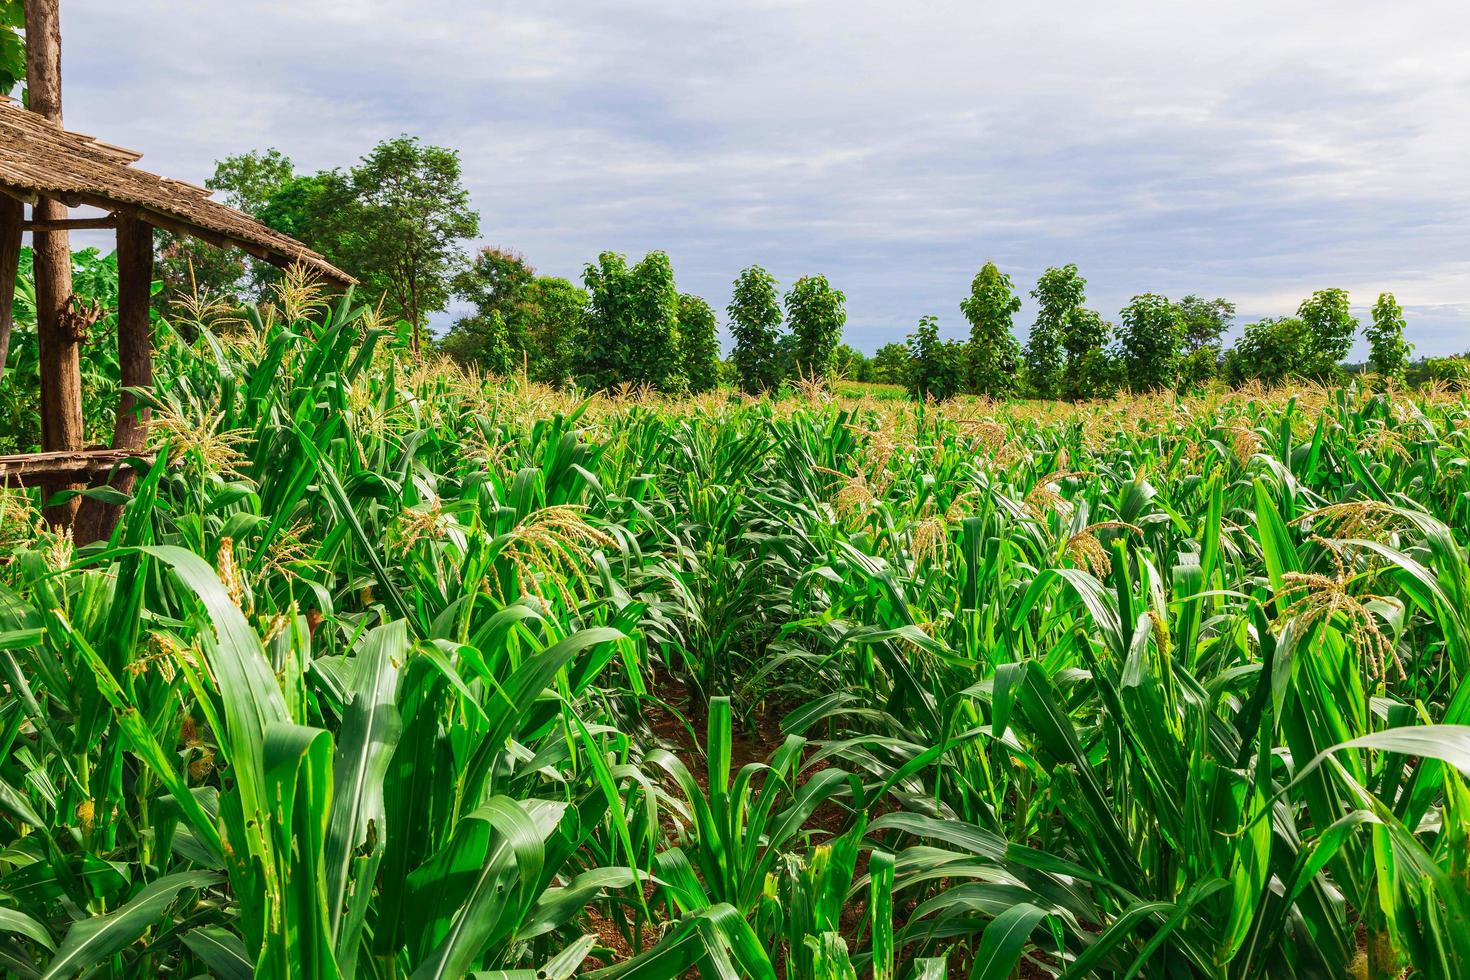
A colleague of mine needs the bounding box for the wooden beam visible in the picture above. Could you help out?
[75,215,154,544]
[23,215,117,232]
[0,184,40,207]
[0,196,20,382]
[0,449,146,488]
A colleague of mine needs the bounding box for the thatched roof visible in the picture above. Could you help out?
[0,98,354,285]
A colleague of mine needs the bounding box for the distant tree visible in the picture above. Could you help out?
[728,265,784,394]
[526,276,587,384]
[1223,317,1313,387]
[960,261,1023,398]
[784,275,846,379]
[578,250,682,392]
[1297,288,1357,378]
[1117,293,1184,392]
[154,149,298,310]
[906,315,965,401]
[1061,307,1113,400]
[1177,295,1236,353]
[1027,264,1086,399]
[870,342,911,386]
[344,137,480,352]
[833,343,869,382]
[1178,347,1221,390]
[442,247,537,375]
[1366,292,1412,384]
[678,293,721,392]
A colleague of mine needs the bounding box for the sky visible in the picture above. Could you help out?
[51,0,1470,356]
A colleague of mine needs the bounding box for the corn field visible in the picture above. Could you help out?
[3,290,1470,979]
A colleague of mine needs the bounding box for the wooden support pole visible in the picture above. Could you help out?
[0,195,20,381]
[25,0,83,526]
[75,215,153,545]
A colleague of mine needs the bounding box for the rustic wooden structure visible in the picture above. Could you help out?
[0,95,353,541]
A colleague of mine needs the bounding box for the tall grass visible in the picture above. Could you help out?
[2,288,1469,977]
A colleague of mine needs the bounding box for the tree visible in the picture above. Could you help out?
[1177,295,1236,353]
[1366,292,1412,384]
[1297,288,1357,378]
[1061,307,1113,400]
[678,293,721,393]
[833,343,868,381]
[344,137,480,352]
[527,276,587,385]
[1027,264,1086,399]
[870,342,910,386]
[960,261,1022,398]
[442,248,537,375]
[784,275,846,379]
[1223,317,1313,387]
[906,315,965,401]
[1117,293,1184,392]
[578,250,682,392]
[155,150,298,310]
[728,265,783,394]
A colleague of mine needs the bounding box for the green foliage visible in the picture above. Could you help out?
[1061,307,1113,400]
[869,342,909,386]
[905,315,965,401]
[1297,287,1358,378]
[0,1,25,98]
[728,265,784,394]
[960,261,1022,398]
[1177,344,1221,389]
[344,137,480,344]
[784,275,846,380]
[1117,292,1184,392]
[1026,264,1085,398]
[1367,292,1412,383]
[442,248,586,383]
[831,343,868,382]
[1224,315,1314,385]
[1177,294,1236,352]
[578,250,683,392]
[677,293,721,393]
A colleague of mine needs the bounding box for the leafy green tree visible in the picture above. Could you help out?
[784,275,846,379]
[1117,293,1184,392]
[442,248,536,375]
[528,276,588,385]
[960,261,1022,398]
[1223,317,1313,386]
[578,250,682,392]
[344,137,480,352]
[154,150,298,310]
[832,344,868,382]
[1177,295,1236,352]
[728,265,784,394]
[1366,292,1412,384]
[1297,288,1357,378]
[0,4,23,97]
[678,293,721,393]
[1027,264,1086,399]
[1061,307,1113,400]
[906,315,965,401]
[870,342,910,386]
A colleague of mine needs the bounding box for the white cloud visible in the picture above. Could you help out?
[52,0,1470,354]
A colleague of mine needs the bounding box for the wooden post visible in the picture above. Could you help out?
[0,195,20,381]
[24,0,84,525]
[74,216,153,544]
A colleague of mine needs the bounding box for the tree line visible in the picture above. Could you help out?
[892,261,1416,400]
[155,140,1427,400]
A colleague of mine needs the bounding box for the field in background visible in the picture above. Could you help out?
[3,291,1470,978]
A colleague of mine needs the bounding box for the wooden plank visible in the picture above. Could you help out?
[0,449,147,488]
[22,215,117,231]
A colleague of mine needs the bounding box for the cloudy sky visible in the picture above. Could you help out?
[55,0,1470,355]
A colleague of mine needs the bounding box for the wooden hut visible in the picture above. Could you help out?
[0,95,353,540]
